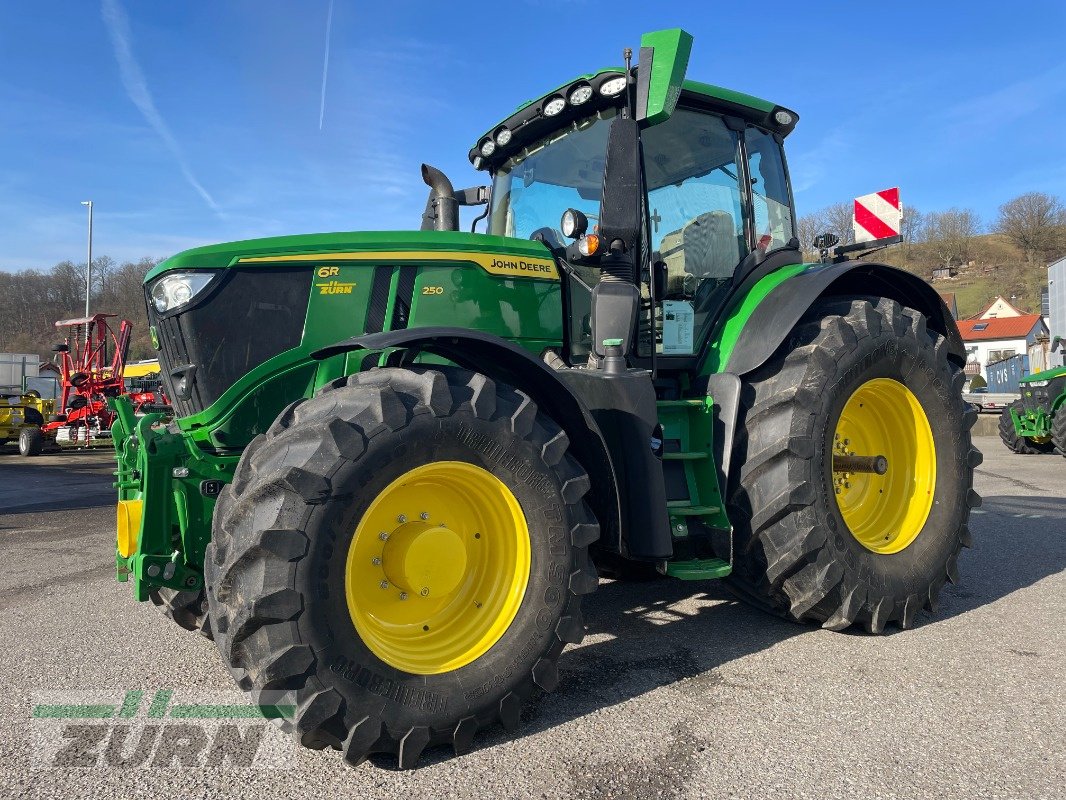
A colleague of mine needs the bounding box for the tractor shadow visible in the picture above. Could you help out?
[415,492,1066,764]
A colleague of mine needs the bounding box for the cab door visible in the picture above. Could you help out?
[639,107,797,361]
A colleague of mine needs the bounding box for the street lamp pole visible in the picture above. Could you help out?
[81,200,93,317]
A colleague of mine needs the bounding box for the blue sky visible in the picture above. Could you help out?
[2,1,1065,270]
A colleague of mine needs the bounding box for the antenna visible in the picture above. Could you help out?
[622,47,633,118]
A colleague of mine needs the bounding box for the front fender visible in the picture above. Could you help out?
[313,328,627,554]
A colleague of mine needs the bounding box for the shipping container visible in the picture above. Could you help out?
[986,353,1030,394]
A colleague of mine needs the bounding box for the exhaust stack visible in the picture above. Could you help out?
[420,164,459,232]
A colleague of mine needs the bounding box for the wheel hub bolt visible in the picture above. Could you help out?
[420,512,429,520]
[378,532,389,541]
[371,557,381,565]
[397,514,407,524]
[379,581,389,590]
[399,592,408,601]
[420,587,430,597]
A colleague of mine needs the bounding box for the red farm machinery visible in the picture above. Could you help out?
[18,313,161,456]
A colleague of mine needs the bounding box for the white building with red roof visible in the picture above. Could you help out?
[958,296,1049,379]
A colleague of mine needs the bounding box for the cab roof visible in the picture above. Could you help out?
[469,68,796,172]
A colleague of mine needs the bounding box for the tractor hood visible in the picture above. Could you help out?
[143,231,563,444]
[1019,365,1066,383]
[146,230,555,281]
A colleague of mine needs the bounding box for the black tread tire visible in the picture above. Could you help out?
[726,298,981,633]
[0,438,8,446]
[1051,406,1066,458]
[205,366,599,769]
[148,588,213,638]
[998,402,1055,454]
[18,427,44,457]
[23,407,44,427]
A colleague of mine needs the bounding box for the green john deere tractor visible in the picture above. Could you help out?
[998,359,1066,455]
[112,29,981,768]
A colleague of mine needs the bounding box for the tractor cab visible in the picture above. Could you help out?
[470,33,799,367]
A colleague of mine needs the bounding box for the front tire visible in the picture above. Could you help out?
[999,402,1055,454]
[149,588,212,638]
[728,298,981,632]
[205,367,598,768]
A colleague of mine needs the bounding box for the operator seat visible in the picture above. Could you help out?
[682,210,740,280]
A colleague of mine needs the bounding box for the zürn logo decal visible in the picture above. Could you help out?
[30,689,296,769]
[316,266,356,295]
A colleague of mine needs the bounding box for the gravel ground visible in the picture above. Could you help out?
[0,435,1062,799]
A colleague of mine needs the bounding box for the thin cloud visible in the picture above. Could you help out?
[791,129,850,194]
[100,0,220,213]
[319,0,334,130]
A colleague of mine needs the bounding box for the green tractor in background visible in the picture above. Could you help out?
[998,356,1066,455]
[112,29,980,768]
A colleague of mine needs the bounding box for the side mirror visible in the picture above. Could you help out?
[1053,336,1065,353]
[813,233,839,250]
[635,29,693,126]
[51,343,69,353]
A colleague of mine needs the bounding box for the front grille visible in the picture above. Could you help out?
[148,267,312,418]
[1021,388,1048,413]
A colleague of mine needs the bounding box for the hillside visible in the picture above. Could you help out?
[870,231,1056,318]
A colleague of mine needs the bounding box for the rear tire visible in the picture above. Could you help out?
[149,588,212,638]
[727,298,981,633]
[205,366,598,768]
[999,402,1055,454]
[18,427,44,457]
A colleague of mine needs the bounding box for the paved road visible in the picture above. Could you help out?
[0,437,1062,798]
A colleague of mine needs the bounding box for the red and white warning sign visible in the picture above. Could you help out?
[853,187,902,243]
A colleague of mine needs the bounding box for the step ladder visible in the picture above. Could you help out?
[656,398,732,580]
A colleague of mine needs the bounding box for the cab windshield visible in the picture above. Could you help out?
[488,109,617,243]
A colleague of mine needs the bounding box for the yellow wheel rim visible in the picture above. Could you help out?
[832,378,936,554]
[345,461,531,675]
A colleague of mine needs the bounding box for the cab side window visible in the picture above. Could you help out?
[745,127,795,252]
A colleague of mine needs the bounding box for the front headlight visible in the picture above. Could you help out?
[1027,380,1049,387]
[150,272,215,314]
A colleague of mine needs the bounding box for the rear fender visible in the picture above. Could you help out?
[719,261,965,377]
[702,260,965,487]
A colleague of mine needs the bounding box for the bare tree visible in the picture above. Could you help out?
[923,208,981,267]
[796,211,827,261]
[993,192,1066,263]
[822,201,855,246]
[0,256,159,360]
[901,207,925,244]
